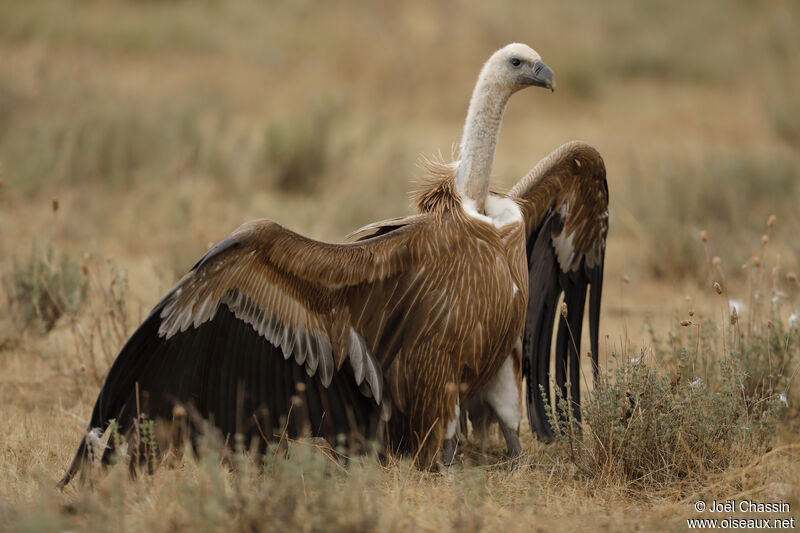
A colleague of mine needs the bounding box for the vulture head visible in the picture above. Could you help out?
[455,43,556,213]
[481,43,556,94]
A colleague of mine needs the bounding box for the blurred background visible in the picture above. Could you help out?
[0,0,798,376]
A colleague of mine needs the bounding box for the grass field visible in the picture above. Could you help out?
[1,1,799,531]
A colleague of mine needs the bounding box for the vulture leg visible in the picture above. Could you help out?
[440,398,462,468]
[483,355,523,459]
[499,422,523,464]
[464,352,523,461]
[441,438,458,467]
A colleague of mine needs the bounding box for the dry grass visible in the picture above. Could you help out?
[1,0,799,531]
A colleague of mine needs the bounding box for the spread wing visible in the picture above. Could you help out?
[60,217,435,486]
[510,141,608,440]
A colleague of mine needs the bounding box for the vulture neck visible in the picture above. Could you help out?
[455,80,512,214]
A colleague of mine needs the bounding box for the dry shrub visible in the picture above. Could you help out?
[5,244,87,333]
[547,218,797,490]
[68,260,132,387]
[6,434,388,533]
[548,357,779,489]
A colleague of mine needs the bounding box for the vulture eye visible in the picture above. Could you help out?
[510,57,522,68]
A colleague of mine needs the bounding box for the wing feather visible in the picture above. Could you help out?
[512,141,608,440]
[60,216,435,487]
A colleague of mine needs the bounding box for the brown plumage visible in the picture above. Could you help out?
[59,43,555,486]
[359,141,609,451]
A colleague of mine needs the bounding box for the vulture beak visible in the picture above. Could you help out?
[525,60,556,92]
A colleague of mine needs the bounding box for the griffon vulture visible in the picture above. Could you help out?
[58,43,556,486]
